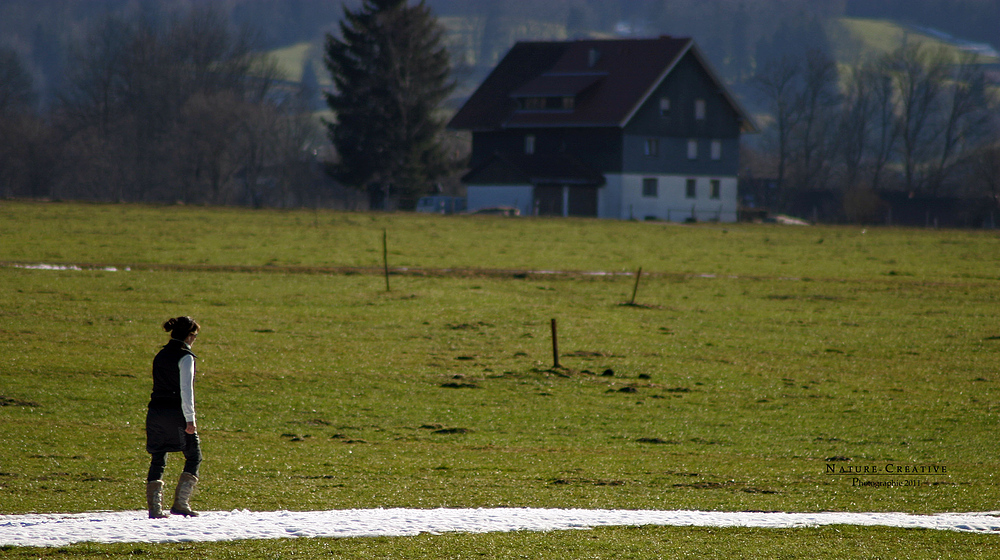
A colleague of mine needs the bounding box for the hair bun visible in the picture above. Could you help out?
[163,316,199,338]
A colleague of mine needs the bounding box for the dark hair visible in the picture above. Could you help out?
[163,316,200,340]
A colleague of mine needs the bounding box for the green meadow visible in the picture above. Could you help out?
[2,200,999,558]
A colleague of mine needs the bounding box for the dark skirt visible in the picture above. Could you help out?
[146,406,188,454]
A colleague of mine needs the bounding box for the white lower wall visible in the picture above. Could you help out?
[466,185,534,216]
[597,176,622,219]
[610,174,738,222]
[467,176,736,222]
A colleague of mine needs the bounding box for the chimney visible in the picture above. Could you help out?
[588,48,600,68]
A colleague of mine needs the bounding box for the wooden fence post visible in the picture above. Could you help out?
[383,228,390,292]
[551,318,560,368]
[630,266,642,305]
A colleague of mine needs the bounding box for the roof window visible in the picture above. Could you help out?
[518,96,575,111]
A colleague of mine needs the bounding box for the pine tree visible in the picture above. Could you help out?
[324,0,454,209]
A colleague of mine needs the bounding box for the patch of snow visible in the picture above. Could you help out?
[15,263,82,271]
[773,215,811,226]
[11,263,127,272]
[2,508,999,548]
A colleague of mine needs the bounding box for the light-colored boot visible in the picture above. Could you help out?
[170,472,199,517]
[146,480,169,519]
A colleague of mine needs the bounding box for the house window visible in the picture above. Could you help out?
[686,178,697,199]
[660,97,670,116]
[687,139,698,160]
[523,97,545,110]
[520,97,574,111]
[525,134,535,155]
[644,138,659,157]
[710,179,721,199]
[695,99,706,120]
[642,178,658,198]
[711,140,721,160]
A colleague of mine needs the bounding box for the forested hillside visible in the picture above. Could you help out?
[2,0,997,106]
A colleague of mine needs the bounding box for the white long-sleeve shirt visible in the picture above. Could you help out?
[178,348,196,423]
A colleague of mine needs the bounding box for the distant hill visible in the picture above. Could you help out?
[4,0,998,106]
[269,42,329,86]
[271,15,1000,114]
[832,17,1000,63]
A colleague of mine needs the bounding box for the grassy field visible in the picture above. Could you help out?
[2,200,999,557]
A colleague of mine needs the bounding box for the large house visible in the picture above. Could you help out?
[447,36,756,221]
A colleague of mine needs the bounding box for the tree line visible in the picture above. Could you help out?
[749,43,1000,223]
[0,6,332,207]
[2,0,999,221]
[0,1,465,210]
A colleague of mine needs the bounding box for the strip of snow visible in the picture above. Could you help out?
[11,263,126,272]
[2,508,999,547]
[15,263,82,270]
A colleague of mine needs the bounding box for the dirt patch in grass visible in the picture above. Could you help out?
[742,487,781,494]
[617,302,664,309]
[550,478,627,486]
[0,396,40,407]
[563,350,624,358]
[673,481,735,489]
[447,322,493,330]
[441,382,479,389]
[431,427,472,435]
[636,437,680,444]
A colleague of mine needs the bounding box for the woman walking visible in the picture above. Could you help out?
[145,316,202,518]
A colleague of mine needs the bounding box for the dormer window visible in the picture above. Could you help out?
[518,96,575,111]
[511,72,605,114]
[523,97,545,110]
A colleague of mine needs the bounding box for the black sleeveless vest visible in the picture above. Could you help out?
[149,339,196,409]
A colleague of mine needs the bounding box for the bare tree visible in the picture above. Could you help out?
[0,47,36,115]
[55,6,312,206]
[171,91,249,204]
[837,62,876,189]
[926,52,992,194]
[867,58,900,191]
[751,56,801,199]
[57,15,138,200]
[788,49,840,191]
[970,144,1000,224]
[889,43,950,193]
[0,47,45,198]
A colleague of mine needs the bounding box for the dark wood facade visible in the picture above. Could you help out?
[449,36,755,220]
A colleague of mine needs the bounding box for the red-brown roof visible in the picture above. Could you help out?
[449,36,695,130]
[510,73,606,98]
